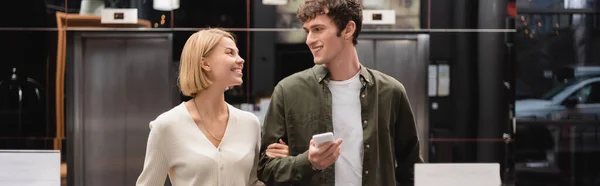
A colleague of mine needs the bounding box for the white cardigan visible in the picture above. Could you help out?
[136,102,264,186]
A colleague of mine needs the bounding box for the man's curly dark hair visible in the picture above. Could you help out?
[297,0,363,45]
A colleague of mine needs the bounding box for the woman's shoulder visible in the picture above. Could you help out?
[149,102,189,131]
[228,104,261,128]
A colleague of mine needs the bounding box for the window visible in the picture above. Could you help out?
[572,81,600,103]
[517,0,597,9]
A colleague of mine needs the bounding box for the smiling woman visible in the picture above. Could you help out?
[135,28,289,186]
[178,29,242,95]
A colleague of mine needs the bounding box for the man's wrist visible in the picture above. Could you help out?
[307,157,323,172]
[296,151,321,175]
[311,165,323,172]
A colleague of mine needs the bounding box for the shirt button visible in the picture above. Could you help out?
[363,120,367,124]
[365,170,369,175]
[361,94,366,98]
[365,144,370,149]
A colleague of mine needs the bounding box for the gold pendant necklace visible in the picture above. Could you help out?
[192,99,223,141]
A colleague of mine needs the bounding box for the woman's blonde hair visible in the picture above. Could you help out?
[178,28,235,96]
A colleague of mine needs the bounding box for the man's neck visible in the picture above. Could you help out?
[325,48,361,81]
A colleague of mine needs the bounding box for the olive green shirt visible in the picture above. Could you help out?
[258,65,423,186]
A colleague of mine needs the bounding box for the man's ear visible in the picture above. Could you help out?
[344,21,356,40]
[201,57,211,71]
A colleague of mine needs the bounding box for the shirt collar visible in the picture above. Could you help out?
[313,64,372,86]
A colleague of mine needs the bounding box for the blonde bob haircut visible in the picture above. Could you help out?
[178,28,235,96]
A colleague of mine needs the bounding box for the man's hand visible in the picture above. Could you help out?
[308,138,342,170]
[266,139,289,158]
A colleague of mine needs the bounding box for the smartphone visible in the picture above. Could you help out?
[312,132,335,147]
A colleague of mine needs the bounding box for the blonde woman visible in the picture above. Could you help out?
[136,28,288,186]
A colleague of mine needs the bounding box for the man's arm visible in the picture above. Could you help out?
[394,84,424,186]
[257,84,317,185]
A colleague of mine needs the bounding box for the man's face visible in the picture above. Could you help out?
[303,14,346,65]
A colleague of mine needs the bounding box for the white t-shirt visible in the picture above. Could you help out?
[328,71,364,186]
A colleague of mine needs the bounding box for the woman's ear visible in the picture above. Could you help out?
[201,57,211,71]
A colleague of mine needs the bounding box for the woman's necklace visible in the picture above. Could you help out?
[192,99,223,141]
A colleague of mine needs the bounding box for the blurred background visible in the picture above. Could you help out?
[515,0,600,186]
[0,0,598,185]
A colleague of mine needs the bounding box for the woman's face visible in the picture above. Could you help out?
[203,37,245,88]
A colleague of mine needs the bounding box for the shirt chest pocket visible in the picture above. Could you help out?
[286,113,320,155]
